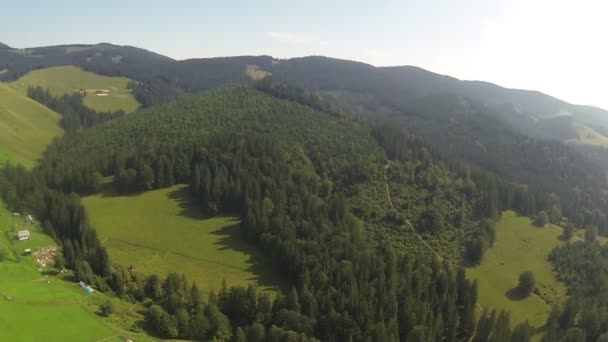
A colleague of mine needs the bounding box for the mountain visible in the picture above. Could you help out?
[2,42,608,341]
[4,43,605,145]
[0,42,174,82]
[3,85,533,340]
[3,44,608,230]
[270,56,608,145]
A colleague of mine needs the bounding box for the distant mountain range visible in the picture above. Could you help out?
[2,41,605,146]
[2,41,608,196]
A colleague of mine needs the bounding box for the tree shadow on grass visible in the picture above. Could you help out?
[98,180,146,198]
[166,185,207,220]
[166,186,287,292]
[505,287,529,301]
[211,224,287,292]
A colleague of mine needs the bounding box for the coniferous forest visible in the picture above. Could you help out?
[6,82,600,341]
[2,40,608,342]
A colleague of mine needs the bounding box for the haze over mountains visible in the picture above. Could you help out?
[3,40,608,341]
[2,41,606,144]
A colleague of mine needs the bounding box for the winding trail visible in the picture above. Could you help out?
[383,162,443,262]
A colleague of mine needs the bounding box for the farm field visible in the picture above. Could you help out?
[466,211,567,329]
[10,65,140,113]
[0,200,124,342]
[0,83,62,167]
[83,184,282,295]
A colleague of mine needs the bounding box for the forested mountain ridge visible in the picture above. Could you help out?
[271,56,608,139]
[4,42,608,340]
[4,41,607,146]
[1,85,545,340]
[0,42,173,81]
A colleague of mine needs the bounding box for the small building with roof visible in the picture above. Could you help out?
[17,230,30,241]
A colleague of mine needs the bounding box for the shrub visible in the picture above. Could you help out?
[518,271,536,296]
[100,300,115,316]
[533,211,549,227]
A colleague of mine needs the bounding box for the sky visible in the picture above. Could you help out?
[2,0,607,109]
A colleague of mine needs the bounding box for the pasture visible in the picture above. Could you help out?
[10,65,140,113]
[0,83,62,167]
[0,200,122,342]
[467,211,567,328]
[83,184,281,295]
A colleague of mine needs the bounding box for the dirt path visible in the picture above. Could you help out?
[383,162,443,262]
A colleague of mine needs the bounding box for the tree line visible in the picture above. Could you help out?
[27,86,126,133]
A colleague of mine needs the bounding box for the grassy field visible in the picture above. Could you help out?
[83,184,281,295]
[0,200,128,342]
[467,211,567,328]
[0,83,62,167]
[10,65,140,113]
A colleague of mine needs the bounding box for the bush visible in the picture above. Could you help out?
[533,211,549,227]
[518,271,536,296]
[585,226,598,243]
[562,224,574,240]
[100,300,115,316]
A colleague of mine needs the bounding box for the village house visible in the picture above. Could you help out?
[17,230,30,241]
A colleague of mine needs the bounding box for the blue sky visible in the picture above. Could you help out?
[2,0,607,109]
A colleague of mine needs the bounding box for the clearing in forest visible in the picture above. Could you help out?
[0,83,62,167]
[83,184,282,295]
[466,211,567,328]
[10,65,140,113]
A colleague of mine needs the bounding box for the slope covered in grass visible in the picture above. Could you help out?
[0,200,120,342]
[10,65,139,113]
[0,83,62,167]
[83,184,282,294]
[467,211,567,328]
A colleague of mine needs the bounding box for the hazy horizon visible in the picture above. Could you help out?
[3,0,606,109]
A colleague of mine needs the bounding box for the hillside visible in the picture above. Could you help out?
[6,46,605,224]
[2,85,548,340]
[270,56,608,143]
[3,42,606,140]
[10,66,140,113]
[0,83,62,167]
[0,42,173,82]
[0,200,116,341]
[83,184,282,294]
[4,42,607,148]
[2,42,607,340]
[467,211,567,328]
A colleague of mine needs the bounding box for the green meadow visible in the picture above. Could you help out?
[83,184,282,295]
[0,83,62,167]
[0,200,125,342]
[10,65,140,113]
[467,211,567,328]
